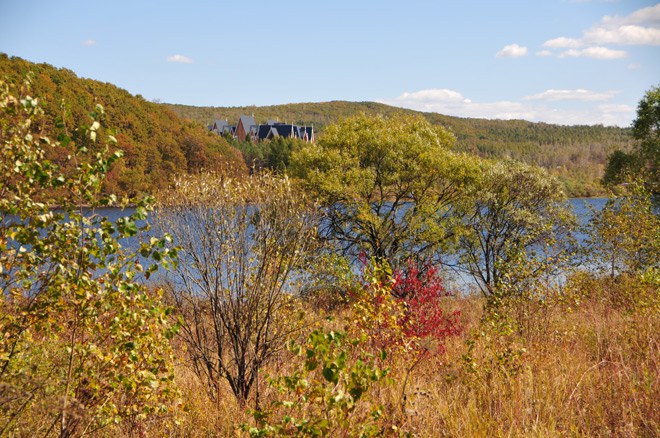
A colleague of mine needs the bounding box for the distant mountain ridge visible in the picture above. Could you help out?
[0,54,246,197]
[0,53,632,198]
[166,101,633,197]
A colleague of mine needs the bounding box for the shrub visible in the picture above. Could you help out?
[0,79,178,435]
[155,172,319,408]
[585,181,659,278]
[351,259,461,357]
[393,262,461,353]
[244,329,391,437]
[350,259,462,416]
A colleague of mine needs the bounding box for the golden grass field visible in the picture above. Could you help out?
[155,274,658,437]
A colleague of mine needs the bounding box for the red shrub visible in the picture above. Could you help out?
[353,259,461,356]
[393,263,462,353]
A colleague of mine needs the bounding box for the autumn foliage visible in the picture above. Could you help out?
[352,258,461,358]
[393,262,461,351]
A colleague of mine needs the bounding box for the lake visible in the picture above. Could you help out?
[93,197,608,244]
[1,198,609,291]
[84,199,608,287]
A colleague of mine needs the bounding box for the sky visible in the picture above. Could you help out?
[1,0,659,127]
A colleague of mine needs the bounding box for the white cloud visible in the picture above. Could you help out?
[536,50,554,57]
[396,89,470,104]
[584,24,660,45]
[378,88,634,126]
[380,89,529,120]
[166,54,193,64]
[627,63,641,70]
[543,4,660,49]
[598,103,635,113]
[543,37,582,48]
[82,39,96,47]
[558,46,627,59]
[616,4,660,26]
[523,88,617,101]
[496,43,528,58]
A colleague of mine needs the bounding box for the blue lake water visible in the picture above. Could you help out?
[7,199,608,290]
[93,197,608,247]
[98,199,609,283]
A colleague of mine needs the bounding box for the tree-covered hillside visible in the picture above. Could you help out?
[0,53,633,198]
[167,101,633,196]
[0,54,245,196]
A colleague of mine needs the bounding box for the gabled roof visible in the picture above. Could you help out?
[273,124,297,138]
[238,115,256,130]
[256,125,279,140]
[212,119,228,130]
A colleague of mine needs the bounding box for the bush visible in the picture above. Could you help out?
[0,79,178,435]
[585,182,660,278]
[245,329,391,437]
[155,172,319,408]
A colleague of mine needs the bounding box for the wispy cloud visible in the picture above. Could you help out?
[166,54,193,64]
[543,37,582,49]
[542,4,660,53]
[583,24,660,46]
[523,88,617,101]
[378,88,633,126]
[557,46,627,59]
[393,89,471,104]
[538,5,660,60]
[82,39,96,47]
[496,43,528,58]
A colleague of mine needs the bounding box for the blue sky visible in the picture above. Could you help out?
[1,0,659,126]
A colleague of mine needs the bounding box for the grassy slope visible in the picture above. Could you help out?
[0,54,246,196]
[166,101,634,197]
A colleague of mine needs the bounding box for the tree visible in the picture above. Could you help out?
[604,85,660,192]
[586,182,659,278]
[0,54,246,197]
[266,136,304,172]
[291,113,479,271]
[154,172,318,408]
[457,160,576,296]
[0,79,178,435]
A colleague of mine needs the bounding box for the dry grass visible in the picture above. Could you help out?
[396,287,659,437]
[142,279,658,437]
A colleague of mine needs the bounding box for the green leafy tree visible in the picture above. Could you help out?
[267,137,304,172]
[604,85,660,192]
[458,160,576,296]
[0,79,178,436]
[585,181,660,278]
[291,113,480,271]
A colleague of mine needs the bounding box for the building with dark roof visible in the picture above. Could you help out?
[256,125,279,141]
[236,115,257,142]
[210,115,314,143]
[210,119,235,136]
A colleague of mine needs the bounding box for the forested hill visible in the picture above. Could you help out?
[0,52,633,198]
[0,54,246,197]
[166,101,633,197]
